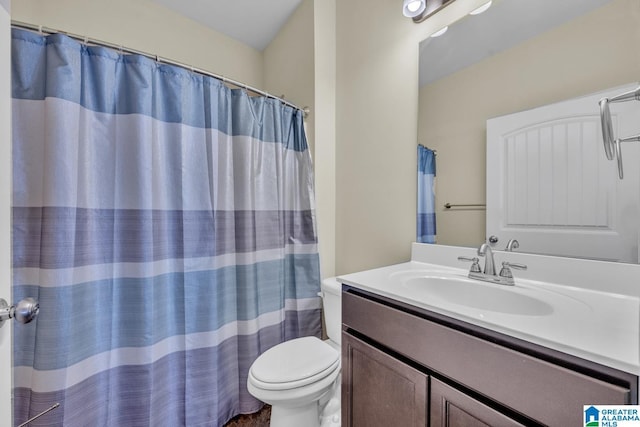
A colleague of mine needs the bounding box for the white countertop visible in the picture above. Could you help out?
[337,243,640,375]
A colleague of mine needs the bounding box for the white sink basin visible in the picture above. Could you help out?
[337,250,638,373]
[402,275,554,316]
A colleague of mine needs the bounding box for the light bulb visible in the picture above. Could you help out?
[407,0,422,12]
[403,0,426,18]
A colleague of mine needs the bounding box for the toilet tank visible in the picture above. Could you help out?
[321,277,342,347]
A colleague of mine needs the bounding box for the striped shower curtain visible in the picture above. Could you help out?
[11,28,321,426]
[417,145,436,243]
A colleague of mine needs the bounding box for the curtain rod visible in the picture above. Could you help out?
[11,20,311,119]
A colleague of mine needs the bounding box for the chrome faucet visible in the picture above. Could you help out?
[458,242,527,286]
[477,242,496,275]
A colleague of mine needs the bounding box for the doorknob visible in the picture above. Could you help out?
[0,297,39,327]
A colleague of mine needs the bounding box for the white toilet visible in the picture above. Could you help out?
[247,277,342,427]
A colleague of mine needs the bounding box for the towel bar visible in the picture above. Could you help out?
[444,203,486,209]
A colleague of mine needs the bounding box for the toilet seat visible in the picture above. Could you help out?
[249,336,340,391]
[250,357,340,391]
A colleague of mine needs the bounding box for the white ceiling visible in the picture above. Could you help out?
[148,0,304,51]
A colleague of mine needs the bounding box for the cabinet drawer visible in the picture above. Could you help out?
[343,290,634,426]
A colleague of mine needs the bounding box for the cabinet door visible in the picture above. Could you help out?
[342,332,428,427]
[430,378,526,427]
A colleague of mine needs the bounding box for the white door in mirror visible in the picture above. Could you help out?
[486,83,640,262]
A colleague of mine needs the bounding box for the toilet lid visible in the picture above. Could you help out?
[250,336,340,385]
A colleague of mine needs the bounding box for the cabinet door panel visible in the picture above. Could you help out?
[342,333,427,427]
[431,378,525,427]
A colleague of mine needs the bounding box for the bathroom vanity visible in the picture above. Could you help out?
[338,244,640,426]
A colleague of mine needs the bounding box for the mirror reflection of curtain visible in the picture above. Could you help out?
[417,145,436,243]
[11,28,321,426]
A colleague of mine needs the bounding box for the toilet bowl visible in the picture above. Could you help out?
[247,277,342,427]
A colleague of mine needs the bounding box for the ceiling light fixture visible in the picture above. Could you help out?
[469,0,492,15]
[403,0,427,18]
[430,26,449,37]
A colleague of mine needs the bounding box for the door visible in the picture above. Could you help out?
[342,333,428,427]
[0,1,12,426]
[486,83,640,262]
[430,378,526,427]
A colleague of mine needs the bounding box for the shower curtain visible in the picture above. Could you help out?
[417,145,436,243]
[11,28,321,426]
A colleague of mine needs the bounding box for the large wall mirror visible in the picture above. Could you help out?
[417,0,640,262]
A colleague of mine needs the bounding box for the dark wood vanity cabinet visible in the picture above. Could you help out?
[341,287,638,427]
[342,333,428,426]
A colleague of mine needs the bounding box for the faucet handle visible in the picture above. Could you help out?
[499,261,527,280]
[502,261,527,270]
[458,256,481,273]
[505,239,520,251]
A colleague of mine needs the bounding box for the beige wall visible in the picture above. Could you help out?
[264,0,314,136]
[312,0,337,278]
[418,0,640,248]
[335,0,488,274]
[11,0,264,88]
